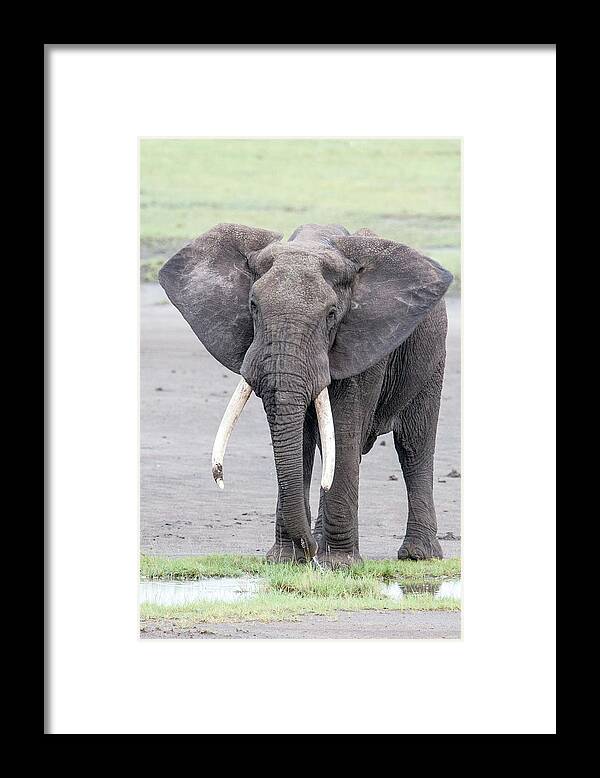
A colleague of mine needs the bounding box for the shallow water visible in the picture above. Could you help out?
[383,579,461,600]
[140,576,461,606]
[140,577,262,605]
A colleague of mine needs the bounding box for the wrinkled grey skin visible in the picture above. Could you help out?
[159,223,453,566]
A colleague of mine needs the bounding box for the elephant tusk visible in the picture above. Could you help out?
[314,387,336,491]
[211,378,253,489]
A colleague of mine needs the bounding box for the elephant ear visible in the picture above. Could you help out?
[158,224,282,372]
[329,235,453,380]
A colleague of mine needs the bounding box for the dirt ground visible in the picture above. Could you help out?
[140,283,461,638]
[140,282,460,558]
[140,610,460,640]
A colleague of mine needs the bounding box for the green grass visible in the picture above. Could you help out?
[354,557,460,582]
[140,138,461,286]
[140,553,460,583]
[140,593,460,625]
[139,554,461,625]
[140,257,164,283]
[140,553,269,580]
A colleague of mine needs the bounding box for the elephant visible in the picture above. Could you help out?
[158,223,453,567]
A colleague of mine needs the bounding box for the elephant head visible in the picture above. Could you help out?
[158,223,453,561]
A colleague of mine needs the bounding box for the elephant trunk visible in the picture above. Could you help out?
[263,389,318,560]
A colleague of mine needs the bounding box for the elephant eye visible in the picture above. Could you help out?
[250,299,258,315]
[326,309,337,328]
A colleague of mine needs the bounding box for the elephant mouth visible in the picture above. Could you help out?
[211,377,336,496]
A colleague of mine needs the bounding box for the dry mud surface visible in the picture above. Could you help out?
[140,610,460,640]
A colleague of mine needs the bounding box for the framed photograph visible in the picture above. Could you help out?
[46,45,556,734]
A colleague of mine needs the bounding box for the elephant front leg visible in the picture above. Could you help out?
[265,495,304,563]
[314,371,384,567]
[315,437,362,568]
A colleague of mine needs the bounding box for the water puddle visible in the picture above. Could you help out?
[383,579,461,600]
[140,576,262,605]
[140,576,461,605]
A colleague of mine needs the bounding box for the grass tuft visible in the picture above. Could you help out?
[267,565,383,599]
[140,553,268,580]
[141,553,460,584]
[140,592,460,625]
[352,557,461,583]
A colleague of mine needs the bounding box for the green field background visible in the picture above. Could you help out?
[140,139,461,288]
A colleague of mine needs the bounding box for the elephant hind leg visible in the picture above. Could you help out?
[393,359,445,561]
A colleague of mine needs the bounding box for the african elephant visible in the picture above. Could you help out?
[159,223,453,567]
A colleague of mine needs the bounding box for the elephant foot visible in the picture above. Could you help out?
[397,534,443,561]
[316,547,363,569]
[266,541,307,565]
